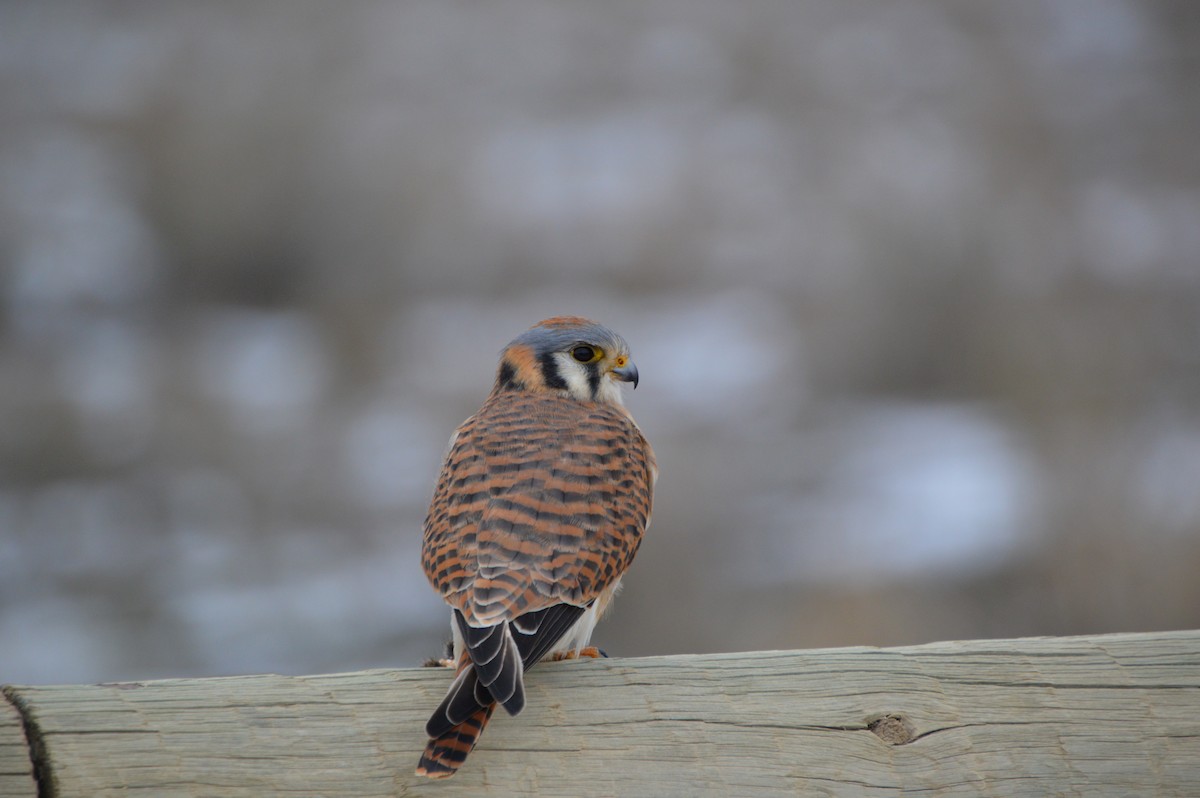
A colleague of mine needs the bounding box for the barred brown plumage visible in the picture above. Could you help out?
[416,317,656,779]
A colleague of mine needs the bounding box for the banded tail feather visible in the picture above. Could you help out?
[416,605,588,778]
[415,703,496,779]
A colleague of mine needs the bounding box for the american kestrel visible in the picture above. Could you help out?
[416,316,657,779]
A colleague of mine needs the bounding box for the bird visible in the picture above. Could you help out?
[416,316,657,779]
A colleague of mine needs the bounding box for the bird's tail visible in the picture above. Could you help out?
[416,650,503,779]
[416,607,587,778]
[415,702,496,779]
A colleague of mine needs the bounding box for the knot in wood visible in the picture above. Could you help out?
[867,713,916,745]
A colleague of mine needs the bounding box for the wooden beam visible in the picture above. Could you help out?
[1,692,37,798]
[4,630,1199,796]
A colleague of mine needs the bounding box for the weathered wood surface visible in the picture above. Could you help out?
[1,695,37,798]
[3,630,1198,797]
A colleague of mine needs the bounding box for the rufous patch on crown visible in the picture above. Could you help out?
[533,315,596,330]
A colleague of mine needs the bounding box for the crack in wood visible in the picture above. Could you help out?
[2,686,53,798]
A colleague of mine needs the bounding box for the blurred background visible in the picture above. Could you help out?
[2,1,1199,686]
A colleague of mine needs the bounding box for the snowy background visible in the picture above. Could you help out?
[2,1,1199,684]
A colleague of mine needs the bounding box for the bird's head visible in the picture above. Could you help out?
[494,316,639,405]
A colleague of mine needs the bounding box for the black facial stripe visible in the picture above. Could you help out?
[497,361,522,391]
[538,352,568,391]
[586,362,601,399]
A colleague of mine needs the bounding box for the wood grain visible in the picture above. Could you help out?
[0,690,37,798]
[4,630,1199,796]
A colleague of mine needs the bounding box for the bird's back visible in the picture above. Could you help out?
[422,389,655,626]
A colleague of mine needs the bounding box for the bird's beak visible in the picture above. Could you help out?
[611,361,639,389]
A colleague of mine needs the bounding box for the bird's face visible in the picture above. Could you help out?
[495,316,639,405]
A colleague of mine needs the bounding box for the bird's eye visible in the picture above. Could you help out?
[571,345,597,363]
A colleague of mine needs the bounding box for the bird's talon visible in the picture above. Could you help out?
[422,640,456,668]
[548,646,606,662]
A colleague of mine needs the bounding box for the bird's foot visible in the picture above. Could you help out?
[549,646,608,661]
[421,640,456,667]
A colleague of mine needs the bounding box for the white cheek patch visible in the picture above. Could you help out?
[595,374,625,406]
[553,352,594,401]
[551,351,627,405]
